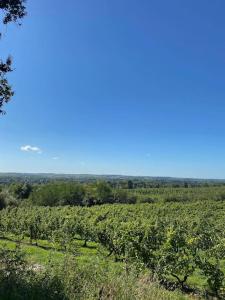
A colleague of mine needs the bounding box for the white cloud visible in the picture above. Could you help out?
[20,145,42,154]
[52,156,59,160]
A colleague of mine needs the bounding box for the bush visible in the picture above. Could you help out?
[30,183,85,206]
[0,193,6,210]
[9,183,33,200]
[138,196,156,204]
[163,195,190,203]
[213,193,225,201]
[115,190,137,204]
[95,181,113,204]
[0,190,17,209]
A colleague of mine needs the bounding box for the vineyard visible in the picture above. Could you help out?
[129,185,225,203]
[1,0,224,298]
[0,199,224,299]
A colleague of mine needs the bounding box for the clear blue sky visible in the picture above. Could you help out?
[1,0,225,178]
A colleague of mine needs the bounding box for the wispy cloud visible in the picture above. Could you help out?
[52,156,59,160]
[20,145,42,154]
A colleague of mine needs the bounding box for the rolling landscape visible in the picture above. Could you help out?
[0,172,224,299]
[0,1,225,299]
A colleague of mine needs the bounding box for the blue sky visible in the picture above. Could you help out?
[1,0,225,178]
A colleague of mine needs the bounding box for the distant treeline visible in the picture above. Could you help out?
[0,181,136,207]
[1,180,225,208]
[1,173,225,187]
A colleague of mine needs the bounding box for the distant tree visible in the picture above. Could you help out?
[60,183,85,206]
[31,184,59,206]
[115,189,137,204]
[127,180,134,189]
[30,183,85,207]
[115,189,128,203]
[184,182,189,188]
[0,190,17,208]
[95,181,113,204]
[0,0,27,114]
[10,182,32,199]
[0,193,6,210]
[82,186,96,206]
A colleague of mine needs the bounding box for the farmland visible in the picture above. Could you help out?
[1,0,225,299]
[0,178,224,299]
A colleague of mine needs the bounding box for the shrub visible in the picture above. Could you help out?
[30,183,85,206]
[0,190,17,209]
[138,196,156,204]
[163,195,190,203]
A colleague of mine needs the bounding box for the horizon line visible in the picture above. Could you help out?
[0,172,225,181]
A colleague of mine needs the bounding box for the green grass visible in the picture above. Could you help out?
[0,239,64,265]
[0,238,201,299]
[0,235,211,285]
[0,236,122,270]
